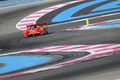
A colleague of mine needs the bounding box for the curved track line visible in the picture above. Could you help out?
[47,12,120,28]
[16,0,83,30]
[0,44,120,79]
[1,44,120,56]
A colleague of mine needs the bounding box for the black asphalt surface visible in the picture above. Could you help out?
[0,0,120,80]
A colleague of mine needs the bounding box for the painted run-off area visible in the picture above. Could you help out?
[0,56,51,74]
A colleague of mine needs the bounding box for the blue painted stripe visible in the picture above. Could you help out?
[107,20,120,24]
[52,7,120,22]
[92,0,120,11]
[0,56,51,74]
[52,0,107,22]
[88,24,120,29]
[0,0,48,9]
[52,0,120,22]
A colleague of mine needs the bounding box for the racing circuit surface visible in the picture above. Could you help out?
[0,0,120,80]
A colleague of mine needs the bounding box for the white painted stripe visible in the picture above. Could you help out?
[20,19,36,22]
[35,45,72,51]
[69,1,81,3]
[38,9,54,12]
[23,17,38,20]
[96,49,114,54]
[85,44,120,51]
[103,18,120,23]
[59,44,106,51]
[22,65,61,73]
[30,46,67,52]
[29,14,43,16]
[51,5,65,8]
[59,45,92,51]
[0,52,21,56]
[24,50,40,52]
[18,21,35,24]
[41,45,81,51]
[95,48,120,54]
[26,16,41,18]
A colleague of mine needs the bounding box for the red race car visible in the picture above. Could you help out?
[23,22,48,38]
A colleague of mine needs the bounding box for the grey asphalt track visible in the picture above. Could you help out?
[0,0,120,80]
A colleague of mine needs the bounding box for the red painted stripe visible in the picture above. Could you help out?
[39,45,72,51]
[19,27,26,29]
[82,44,116,50]
[20,19,36,23]
[44,7,59,10]
[94,46,120,52]
[57,60,80,66]
[89,21,107,25]
[76,0,83,1]
[58,45,92,51]
[17,23,34,26]
[26,15,42,19]
[89,16,102,19]
[61,3,71,5]
[89,52,114,57]
[34,11,50,14]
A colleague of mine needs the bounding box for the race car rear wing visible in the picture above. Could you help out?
[36,22,47,26]
[27,22,47,27]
